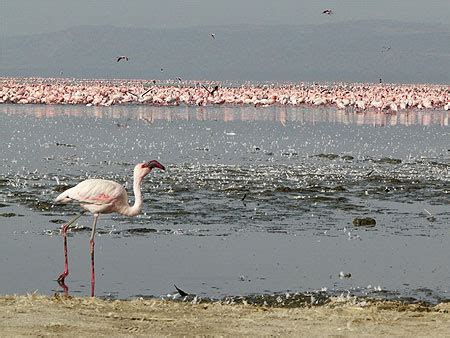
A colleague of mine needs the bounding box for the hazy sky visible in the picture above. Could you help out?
[1,0,450,36]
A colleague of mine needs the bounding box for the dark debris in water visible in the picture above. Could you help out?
[266,226,289,234]
[0,203,8,208]
[353,217,377,227]
[55,142,76,148]
[49,219,67,224]
[315,153,340,160]
[123,227,158,235]
[311,196,349,203]
[377,157,402,164]
[0,212,17,217]
[32,201,53,211]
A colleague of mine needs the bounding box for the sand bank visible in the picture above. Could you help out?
[1,294,449,336]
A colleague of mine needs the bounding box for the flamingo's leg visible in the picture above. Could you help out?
[90,214,99,297]
[57,213,82,285]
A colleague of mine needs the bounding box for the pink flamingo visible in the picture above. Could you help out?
[54,160,165,296]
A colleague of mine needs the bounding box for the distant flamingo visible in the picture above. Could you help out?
[54,160,165,296]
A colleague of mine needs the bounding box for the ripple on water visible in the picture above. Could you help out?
[1,157,448,237]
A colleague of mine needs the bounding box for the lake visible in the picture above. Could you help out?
[0,104,449,303]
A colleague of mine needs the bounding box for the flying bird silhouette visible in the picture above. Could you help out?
[322,9,333,15]
[211,33,216,39]
[116,56,129,62]
[202,84,219,96]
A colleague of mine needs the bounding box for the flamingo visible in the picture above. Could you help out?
[54,160,165,296]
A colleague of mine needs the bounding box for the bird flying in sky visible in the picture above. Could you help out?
[116,56,129,62]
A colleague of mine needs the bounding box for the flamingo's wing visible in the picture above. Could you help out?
[55,179,126,205]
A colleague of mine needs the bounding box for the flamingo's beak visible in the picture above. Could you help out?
[146,160,165,171]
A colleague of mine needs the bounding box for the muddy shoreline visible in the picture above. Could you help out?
[1,294,449,336]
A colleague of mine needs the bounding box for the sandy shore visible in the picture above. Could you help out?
[1,295,449,336]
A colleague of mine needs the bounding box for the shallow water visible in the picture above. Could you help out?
[0,104,449,303]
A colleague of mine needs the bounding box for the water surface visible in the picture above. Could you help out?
[0,104,449,302]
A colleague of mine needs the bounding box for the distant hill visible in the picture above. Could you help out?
[1,21,449,83]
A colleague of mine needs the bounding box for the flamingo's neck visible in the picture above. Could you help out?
[121,174,144,217]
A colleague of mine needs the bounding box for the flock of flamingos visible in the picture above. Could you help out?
[1,78,449,112]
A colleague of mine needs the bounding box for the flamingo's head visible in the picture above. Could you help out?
[134,160,165,178]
